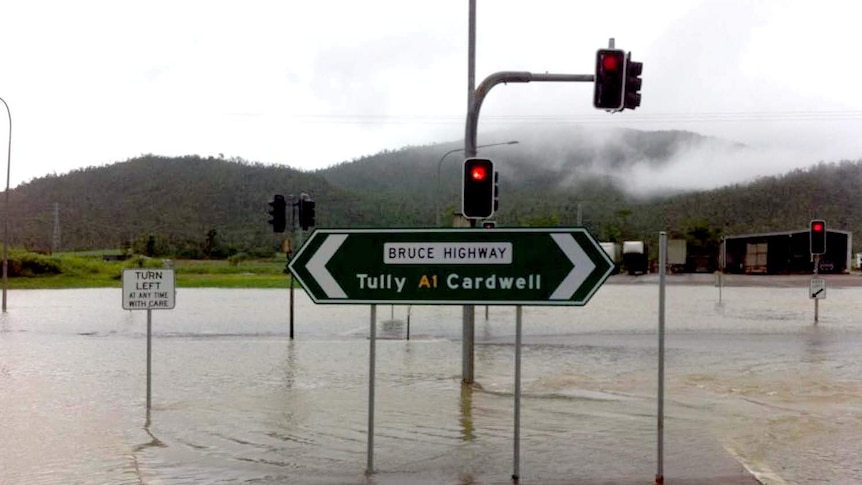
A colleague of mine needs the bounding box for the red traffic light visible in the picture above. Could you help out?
[462,158,495,219]
[602,55,621,71]
[810,219,826,255]
[470,165,488,181]
[594,49,626,111]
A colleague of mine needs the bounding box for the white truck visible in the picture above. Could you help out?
[600,242,622,274]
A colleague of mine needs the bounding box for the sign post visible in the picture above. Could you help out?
[657,232,667,484]
[122,269,176,410]
[289,228,614,478]
[810,275,826,325]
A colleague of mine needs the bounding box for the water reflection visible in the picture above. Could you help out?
[800,326,828,364]
[134,410,166,452]
[0,311,9,332]
[379,317,405,340]
[459,383,475,442]
[284,339,297,389]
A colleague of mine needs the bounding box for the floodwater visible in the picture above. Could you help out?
[1,281,861,484]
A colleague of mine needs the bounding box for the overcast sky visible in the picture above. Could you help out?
[1,0,861,189]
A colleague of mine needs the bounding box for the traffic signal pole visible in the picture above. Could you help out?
[809,219,826,325]
[463,10,631,388]
[462,0,477,386]
[463,75,592,385]
[814,254,820,324]
[465,73,593,165]
[288,196,297,340]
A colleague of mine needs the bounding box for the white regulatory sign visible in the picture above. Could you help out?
[122,269,176,310]
[809,278,826,300]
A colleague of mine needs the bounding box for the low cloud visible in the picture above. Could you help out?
[488,124,856,198]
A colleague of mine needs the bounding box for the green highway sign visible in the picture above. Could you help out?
[288,228,613,306]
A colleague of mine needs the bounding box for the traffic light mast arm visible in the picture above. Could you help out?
[465,71,594,157]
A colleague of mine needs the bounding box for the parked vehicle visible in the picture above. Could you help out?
[622,241,649,275]
[600,242,622,274]
[667,239,687,273]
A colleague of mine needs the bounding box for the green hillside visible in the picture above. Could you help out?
[5,129,861,259]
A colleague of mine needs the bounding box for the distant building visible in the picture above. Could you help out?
[723,228,851,274]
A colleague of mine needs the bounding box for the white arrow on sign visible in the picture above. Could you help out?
[307,234,348,298]
[548,233,596,300]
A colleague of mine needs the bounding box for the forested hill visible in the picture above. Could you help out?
[5,155,380,256]
[6,129,862,256]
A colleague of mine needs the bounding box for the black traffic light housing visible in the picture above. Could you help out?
[624,52,643,110]
[299,196,316,231]
[810,219,826,255]
[493,171,500,213]
[462,158,495,219]
[268,194,287,233]
[593,49,626,111]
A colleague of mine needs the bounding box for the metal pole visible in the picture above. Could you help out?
[288,244,295,340]
[512,305,523,482]
[719,236,725,304]
[146,308,153,411]
[436,147,465,227]
[463,0,477,385]
[291,229,305,339]
[461,0,592,384]
[289,275,295,339]
[286,198,297,340]
[366,304,377,475]
[1,96,11,313]
[814,254,820,324]
[465,72,592,167]
[462,304,475,384]
[656,232,667,484]
[468,0,475,116]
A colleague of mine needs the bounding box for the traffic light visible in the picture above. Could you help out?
[462,158,495,219]
[624,52,643,110]
[482,221,496,229]
[810,219,826,255]
[299,197,316,230]
[593,49,626,111]
[268,195,287,233]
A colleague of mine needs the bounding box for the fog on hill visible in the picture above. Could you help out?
[484,125,828,196]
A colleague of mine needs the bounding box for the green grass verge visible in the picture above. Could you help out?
[176,273,291,288]
[5,252,297,289]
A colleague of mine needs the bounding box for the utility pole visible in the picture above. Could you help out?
[52,202,61,253]
[1,96,11,312]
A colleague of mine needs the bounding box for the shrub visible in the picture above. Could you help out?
[8,251,62,277]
